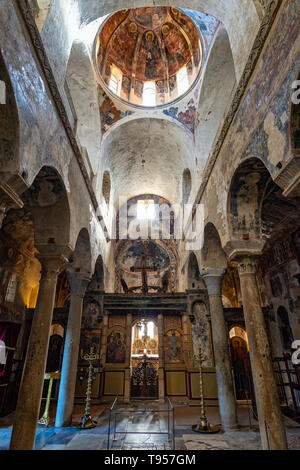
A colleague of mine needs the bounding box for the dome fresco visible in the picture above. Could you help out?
[95,7,203,108]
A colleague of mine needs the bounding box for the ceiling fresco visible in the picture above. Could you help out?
[95,7,203,108]
[96,8,220,138]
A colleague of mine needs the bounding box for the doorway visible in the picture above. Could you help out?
[130,319,159,398]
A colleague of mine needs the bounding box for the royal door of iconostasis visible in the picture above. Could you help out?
[130,319,159,399]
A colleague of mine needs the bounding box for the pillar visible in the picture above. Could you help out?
[237,257,287,450]
[202,268,238,430]
[10,254,66,450]
[55,275,90,427]
[158,314,165,401]
[124,313,132,403]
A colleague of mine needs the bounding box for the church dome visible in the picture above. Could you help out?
[94,7,202,108]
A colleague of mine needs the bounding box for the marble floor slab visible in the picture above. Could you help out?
[0,401,300,450]
[183,434,230,451]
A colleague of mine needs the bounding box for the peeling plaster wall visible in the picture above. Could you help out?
[202,0,300,243]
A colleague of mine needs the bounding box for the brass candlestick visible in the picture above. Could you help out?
[79,347,100,429]
[192,347,220,434]
[39,371,61,427]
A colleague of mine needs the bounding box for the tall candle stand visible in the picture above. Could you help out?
[79,347,100,429]
[192,347,220,434]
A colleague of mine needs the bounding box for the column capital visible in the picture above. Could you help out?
[68,275,91,298]
[236,256,258,277]
[37,254,68,281]
[201,268,225,296]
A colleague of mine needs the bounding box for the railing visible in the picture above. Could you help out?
[273,355,300,410]
[107,397,175,450]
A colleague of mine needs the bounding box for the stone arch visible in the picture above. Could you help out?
[0,50,20,176]
[69,228,92,277]
[100,117,194,206]
[195,24,236,171]
[187,252,202,289]
[182,169,192,205]
[227,157,300,240]
[201,222,227,270]
[22,165,71,248]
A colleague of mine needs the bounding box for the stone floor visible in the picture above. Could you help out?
[1,401,300,451]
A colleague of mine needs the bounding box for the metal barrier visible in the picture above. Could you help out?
[107,397,175,450]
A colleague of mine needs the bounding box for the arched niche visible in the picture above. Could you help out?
[22,166,71,249]
[0,166,71,310]
[115,238,177,294]
[228,157,300,240]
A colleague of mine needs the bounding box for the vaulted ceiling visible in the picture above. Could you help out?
[35,1,261,211]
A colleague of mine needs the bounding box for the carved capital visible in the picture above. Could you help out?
[201,268,225,296]
[68,275,91,299]
[37,246,71,281]
[38,255,67,281]
[237,257,257,277]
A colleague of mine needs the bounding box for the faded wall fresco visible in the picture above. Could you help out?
[204,0,300,238]
[97,8,220,137]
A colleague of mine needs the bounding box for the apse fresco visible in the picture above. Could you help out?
[115,239,177,294]
[114,195,178,294]
[95,7,203,107]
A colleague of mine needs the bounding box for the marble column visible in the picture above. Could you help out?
[10,254,65,450]
[237,257,287,450]
[124,313,133,403]
[158,314,165,401]
[202,269,238,430]
[55,275,90,427]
